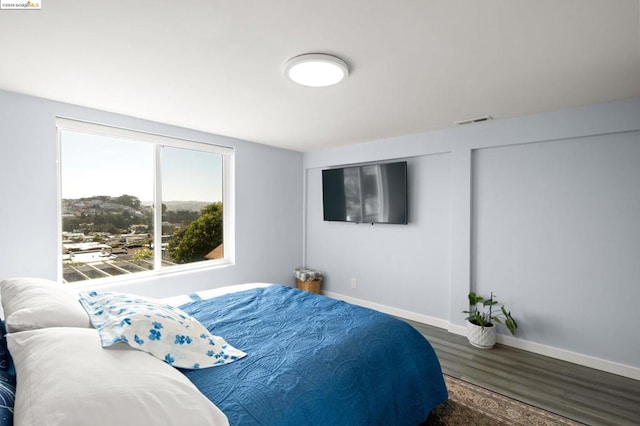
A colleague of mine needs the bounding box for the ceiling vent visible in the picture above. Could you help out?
[454,115,493,125]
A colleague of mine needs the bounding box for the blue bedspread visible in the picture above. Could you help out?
[180,285,447,425]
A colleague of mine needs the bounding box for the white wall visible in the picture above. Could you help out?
[0,90,303,298]
[303,98,640,377]
[472,134,640,367]
[306,154,452,322]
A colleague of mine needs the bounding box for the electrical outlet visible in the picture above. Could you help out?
[350,278,357,289]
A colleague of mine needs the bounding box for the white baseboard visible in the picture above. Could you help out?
[324,291,640,381]
[498,332,640,381]
[322,290,449,329]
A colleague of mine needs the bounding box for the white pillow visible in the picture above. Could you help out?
[7,328,229,426]
[79,291,246,369]
[0,278,90,332]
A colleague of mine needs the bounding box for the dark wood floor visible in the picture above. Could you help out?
[405,320,640,426]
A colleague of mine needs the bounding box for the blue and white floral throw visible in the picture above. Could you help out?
[79,291,246,369]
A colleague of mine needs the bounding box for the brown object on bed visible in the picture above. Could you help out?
[296,278,321,294]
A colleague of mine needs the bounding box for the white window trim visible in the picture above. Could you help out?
[55,117,235,285]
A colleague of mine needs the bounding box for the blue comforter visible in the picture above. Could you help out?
[180,285,447,425]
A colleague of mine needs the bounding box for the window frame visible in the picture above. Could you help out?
[55,117,235,285]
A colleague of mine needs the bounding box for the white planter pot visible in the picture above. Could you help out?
[466,320,496,349]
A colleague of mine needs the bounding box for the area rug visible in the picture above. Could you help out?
[424,375,583,425]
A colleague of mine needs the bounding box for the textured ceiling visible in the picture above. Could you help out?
[1,0,639,151]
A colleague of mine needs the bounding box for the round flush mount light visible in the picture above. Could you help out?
[284,53,349,87]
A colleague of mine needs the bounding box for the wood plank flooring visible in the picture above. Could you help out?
[405,320,640,426]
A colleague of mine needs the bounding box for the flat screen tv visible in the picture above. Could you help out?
[322,161,408,224]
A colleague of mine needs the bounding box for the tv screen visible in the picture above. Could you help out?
[322,161,408,224]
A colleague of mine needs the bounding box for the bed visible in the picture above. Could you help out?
[0,278,448,425]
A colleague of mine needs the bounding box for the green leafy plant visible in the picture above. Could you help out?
[132,247,153,262]
[463,291,517,336]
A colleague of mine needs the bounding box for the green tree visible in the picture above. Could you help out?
[165,209,200,225]
[114,194,141,210]
[168,202,222,264]
[133,247,153,262]
[63,217,82,232]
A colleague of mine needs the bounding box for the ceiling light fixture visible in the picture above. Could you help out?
[284,53,349,87]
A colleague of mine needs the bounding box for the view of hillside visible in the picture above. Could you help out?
[61,194,222,283]
[156,200,211,212]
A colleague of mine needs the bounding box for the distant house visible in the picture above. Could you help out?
[206,244,223,260]
[130,224,149,234]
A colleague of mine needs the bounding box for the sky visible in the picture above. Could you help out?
[60,130,223,202]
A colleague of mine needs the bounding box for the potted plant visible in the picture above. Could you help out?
[463,291,517,349]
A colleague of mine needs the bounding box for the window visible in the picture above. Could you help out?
[56,118,234,284]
